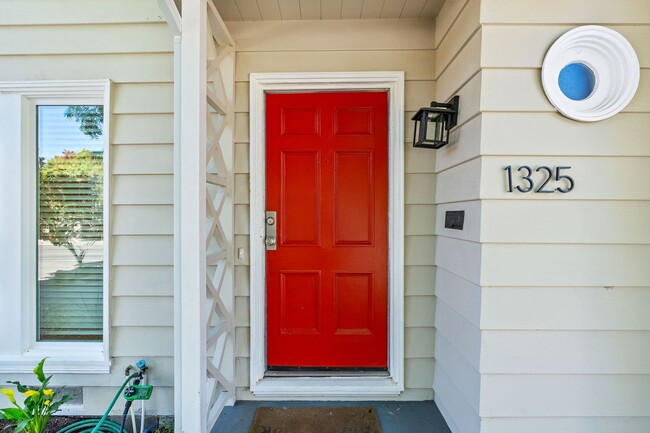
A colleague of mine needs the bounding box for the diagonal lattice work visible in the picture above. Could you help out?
[204,1,236,430]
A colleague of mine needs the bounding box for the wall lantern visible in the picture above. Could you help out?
[411,95,459,149]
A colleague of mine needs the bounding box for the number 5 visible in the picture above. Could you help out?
[556,166,574,193]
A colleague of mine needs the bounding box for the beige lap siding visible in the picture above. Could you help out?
[0,0,175,415]
[478,0,650,430]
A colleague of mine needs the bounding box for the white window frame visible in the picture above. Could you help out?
[0,80,111,374]
[249,72,405,398]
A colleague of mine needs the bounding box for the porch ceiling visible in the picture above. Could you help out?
[214,0,443,21]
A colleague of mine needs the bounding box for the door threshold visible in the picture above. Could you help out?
[265,369,389,378]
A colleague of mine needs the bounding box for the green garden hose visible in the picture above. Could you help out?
[57,373,139,433]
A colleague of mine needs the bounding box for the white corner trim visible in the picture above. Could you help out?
[248,71,405,398]
[542,25,640,122]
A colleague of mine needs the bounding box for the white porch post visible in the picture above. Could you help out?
[179,0,207,431]
[176,0,236,431]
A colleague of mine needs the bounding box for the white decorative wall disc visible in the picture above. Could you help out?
[541,25,640,122]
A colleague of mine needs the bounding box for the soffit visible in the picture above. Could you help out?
[214,0,443,21]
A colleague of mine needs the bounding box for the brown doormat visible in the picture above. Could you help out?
[250,406,381,433]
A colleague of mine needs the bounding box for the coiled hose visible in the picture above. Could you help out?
[57,373,140,433]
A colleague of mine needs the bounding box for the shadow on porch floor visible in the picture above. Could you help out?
[212,400,451,433]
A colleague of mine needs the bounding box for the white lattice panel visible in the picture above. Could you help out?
[204,2,236,430]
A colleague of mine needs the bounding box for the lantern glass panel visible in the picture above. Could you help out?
[426,113,444,142]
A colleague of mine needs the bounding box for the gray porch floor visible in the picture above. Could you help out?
[211,400,451,433]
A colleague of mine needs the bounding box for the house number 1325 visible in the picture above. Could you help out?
[504,165,575,193]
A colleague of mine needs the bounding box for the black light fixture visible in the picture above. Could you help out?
[411,95,460,149]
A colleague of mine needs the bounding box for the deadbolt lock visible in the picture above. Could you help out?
[265,211,277,251]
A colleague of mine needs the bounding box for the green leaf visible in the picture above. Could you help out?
[13,419,28,433]
[33,360,46,384]
[0,408,26,422]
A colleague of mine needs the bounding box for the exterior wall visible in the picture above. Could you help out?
[477,0,650,432]
[0,0,175,415]
[430,0,483,432]
[227,19,437,400]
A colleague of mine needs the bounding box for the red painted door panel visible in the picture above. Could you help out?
[266,91,388,368]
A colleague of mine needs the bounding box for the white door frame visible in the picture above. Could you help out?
[249,71,405,398]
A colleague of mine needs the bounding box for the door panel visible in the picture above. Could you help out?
[266,91,388,368]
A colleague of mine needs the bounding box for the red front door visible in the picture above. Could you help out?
[265,91,388,368]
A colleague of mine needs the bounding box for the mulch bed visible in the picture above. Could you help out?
[0,416,91,432]
[250,406,381,433]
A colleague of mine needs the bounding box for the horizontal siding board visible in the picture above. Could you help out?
[236,51,436,81]
[0,24,172,55]
[112,144,173,174]
[480,374,650,417]
[435,0,480,77]
[0,0,166,25]
[435,268,481,327]
[434,114,482,173]
[434,0,470,48]
[482,417,650,433]
[112,175,173,205]
[404,80,436,112]
[112,236,173,266]
[435,299,481,369]
[482,244,650,287]
[405,235,436,266]
[433,362,481,433]
[434,332,481,413]
[482,69,650,113]
[436,30,481,100]
[481,0,650,24]
[405,327,436,358]
[405,358,435,389]
[482,330,650,374]
[0,54,173,83]
[481,200,650,244]
[481,112,650,156]
[405,296,436,327]
[482,286,650,331]
[111,327,173,357]
[227,19,436,51]
[405,146,437,174]
[112,296,173,327]
[435,157,481,204]
[435,236,481,285]
[405,205,436,235]
[113,83,174,114]
[481,156,650,200]
[405,174,436,204]
[112,114,173,144]
[235,265,250,297]
[113,205,173,235]
[482,25,650,68]
[112,266,174,296]
[405,266,436,296]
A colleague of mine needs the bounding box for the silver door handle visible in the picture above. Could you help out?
[265,211,277,251]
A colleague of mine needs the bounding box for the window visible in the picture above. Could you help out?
[37,105,104,341]
[0,81,111,373]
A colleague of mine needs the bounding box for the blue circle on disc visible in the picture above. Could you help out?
[558,63,596,100]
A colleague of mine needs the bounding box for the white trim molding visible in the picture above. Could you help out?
[249,71,405,398]
[0,80,112,374]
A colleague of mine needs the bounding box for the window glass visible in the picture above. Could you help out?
[37,105,104,341]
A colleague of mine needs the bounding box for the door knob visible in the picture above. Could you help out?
[265,211,277,251]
